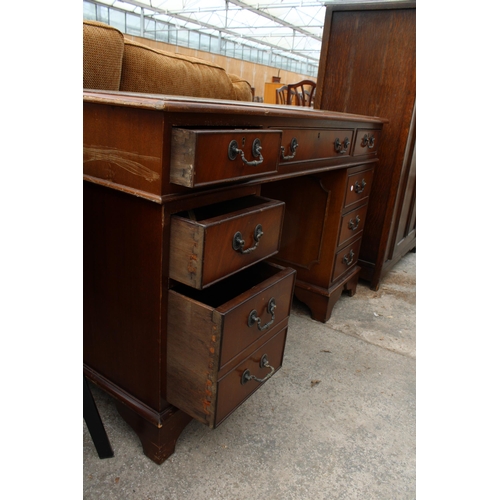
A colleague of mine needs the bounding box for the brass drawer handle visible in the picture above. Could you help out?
[248,297,277,331]
[343,249,355,266]
[241,354,275,385]
[334,137,350,154]
[228,138,264,166]
[361,133,376,149]
[280,137,299,160]
[232,224,264,254]
[348,215,361,231]
[354,179,367,194]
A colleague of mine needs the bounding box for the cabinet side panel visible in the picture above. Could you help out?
[169,217,205,289]
[167,291,220,427]
[317,7,416,278]
[170,129,196,188]
[83,182,164,410]
[83,103,165,196]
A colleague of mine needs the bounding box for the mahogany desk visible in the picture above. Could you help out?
[83,90,386,463]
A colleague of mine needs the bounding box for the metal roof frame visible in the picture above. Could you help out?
[91,0,328,64]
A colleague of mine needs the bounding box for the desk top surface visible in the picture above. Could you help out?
[83,90,388,126]
[83,90,386,203]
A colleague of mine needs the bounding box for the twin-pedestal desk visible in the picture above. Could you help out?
[83,90,386,463]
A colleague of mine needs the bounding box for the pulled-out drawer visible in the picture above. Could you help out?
[352,129,382,156]
[278,128,354,164]
[332,237,363,282]
[167,262,296,428]
[170,196,285,289]
[216,326,288,426]
[338,204,368,248]
[170,128,282,187]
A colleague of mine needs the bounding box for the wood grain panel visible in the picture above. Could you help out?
[169,196,284,289]
[83,182,164,410]
[316,3,416,288]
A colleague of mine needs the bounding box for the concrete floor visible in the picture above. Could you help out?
[84,251,416,499]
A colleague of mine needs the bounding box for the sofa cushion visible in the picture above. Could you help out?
[120,39,237,100]
[83,21,124,90]
[228,74,253,101]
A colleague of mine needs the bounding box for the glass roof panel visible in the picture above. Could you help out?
[100,0,328,62]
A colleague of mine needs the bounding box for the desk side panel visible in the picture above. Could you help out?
[84,103,165,197]
[83,182,164,411]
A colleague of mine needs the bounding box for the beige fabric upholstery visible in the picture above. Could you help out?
[120,39,237,100]
[83,21,124,91]
[82,20,253,102]
[227,74,253,101]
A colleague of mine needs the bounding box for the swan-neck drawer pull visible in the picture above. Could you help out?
[343,249,355,266]
[228,138,264,166]
[354,179,367,193]
[361,134,376,149]
[348,215,361,231]
[334,137,350,154]
[241,354,275,385]
[248,297,277,331]
[232,224,264,254]
[280,137,299,160]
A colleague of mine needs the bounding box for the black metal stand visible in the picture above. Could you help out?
[84,376,114,459]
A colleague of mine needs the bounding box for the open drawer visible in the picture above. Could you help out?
[167,262,296,428]
[169,196,285,289]
[170,128,282,187]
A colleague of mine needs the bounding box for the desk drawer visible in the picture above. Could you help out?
[170,196,285,289]
[344,168,374,209]
[338,204,368,248]
[167,262,295,428]
[352,129,382,156]
[216,326,287,426]
[279,128,354,164]
[170,128,281,187]
[332,237,363,282]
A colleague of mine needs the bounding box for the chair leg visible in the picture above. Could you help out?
[84,376,114,459]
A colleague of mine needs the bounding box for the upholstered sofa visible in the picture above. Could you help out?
[83,20,253,101]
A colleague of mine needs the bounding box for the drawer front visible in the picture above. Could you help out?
[218,267,295,370]
[344,168,374,209]
[338,204,368,248]
[170,196,285,289]
[170,129,281,187]
[332,237,363,282]
[279,128,354,164]
[352,129,382,156]
[215,326,287,427]
[167,262,295,428]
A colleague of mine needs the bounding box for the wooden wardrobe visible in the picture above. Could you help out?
[315,1,416,290]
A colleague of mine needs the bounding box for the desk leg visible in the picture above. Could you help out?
[115,403,192,465]
[293,268,360,323]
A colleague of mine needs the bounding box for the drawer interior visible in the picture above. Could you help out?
[175,195,271,223]
[170,261,285,308]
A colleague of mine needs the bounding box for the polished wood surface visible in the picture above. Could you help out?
[216,326,288,426]
[316,1,416,289]
[169,196,285,289]
[167,263,295,428]
[170,129,281,187]
[262,163,373,322]
[84,90,386,462]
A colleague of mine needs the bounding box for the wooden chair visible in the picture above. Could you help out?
[286,79,317,107]
[276,85,302,106]
[276,84,288,104]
